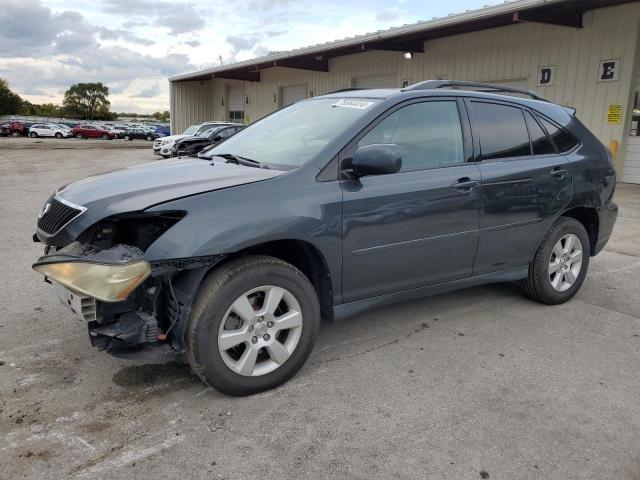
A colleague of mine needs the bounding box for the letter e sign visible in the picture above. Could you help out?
[599,59,621,82]
[538,66,556,86]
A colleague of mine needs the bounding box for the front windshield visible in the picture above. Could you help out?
[182,125,199,135]
[206,98,380,169]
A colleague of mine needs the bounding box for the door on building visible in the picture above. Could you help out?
[228,86,245,123]
[341,99,481,302]
[623,73,640,184]
[280,85,307,108]
[353,75,397,89]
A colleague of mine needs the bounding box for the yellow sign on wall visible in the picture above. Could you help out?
[607,104,623,124]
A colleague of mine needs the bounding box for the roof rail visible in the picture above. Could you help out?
[326,87,364,94]
[404,80,547,102]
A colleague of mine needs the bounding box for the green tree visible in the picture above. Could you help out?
[0,78,23,115]
[62,82,111,120]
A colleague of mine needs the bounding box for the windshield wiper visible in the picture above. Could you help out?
[212,153,267,169]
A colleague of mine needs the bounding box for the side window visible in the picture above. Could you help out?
[358,101,464,171]
[525,111,555,155]
[536,115,580,153]
[472,102,531,160]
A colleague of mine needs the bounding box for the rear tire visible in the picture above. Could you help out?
[187,255,321,396]
[102,133,109,140]
[55,132,63,139]
[124,135,131,141]
[29,132,38,138]
[146,135,153,141]
[76,133,83,139]
[521,217,590,305]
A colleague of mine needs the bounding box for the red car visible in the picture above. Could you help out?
[72,124,116,140]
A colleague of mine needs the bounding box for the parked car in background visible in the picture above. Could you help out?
[0,121,26,136]
[154,125,170,137]
[154,121,229,157]
[171,124,243,157]
[72,124,116,140]
[28,123,73,139]
[124,128,159,141]
[103,125,127,139]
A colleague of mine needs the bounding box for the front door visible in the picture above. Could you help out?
[341,99,481,303]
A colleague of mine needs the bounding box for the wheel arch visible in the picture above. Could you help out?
[559,205,599,256]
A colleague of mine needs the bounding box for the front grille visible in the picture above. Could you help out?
[37,197,84,235]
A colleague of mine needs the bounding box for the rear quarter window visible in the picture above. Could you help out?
[536,115,580,153]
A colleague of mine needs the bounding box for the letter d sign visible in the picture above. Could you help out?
[537,66,555,86]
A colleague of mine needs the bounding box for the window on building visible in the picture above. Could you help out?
[358,101,464,171]
[229,111,244,122]
[525,111,555,156]
[472,102,531,160]
[536,115,579,153]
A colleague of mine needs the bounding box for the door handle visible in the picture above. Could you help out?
[551,167,568,178]
[452,177,479,192]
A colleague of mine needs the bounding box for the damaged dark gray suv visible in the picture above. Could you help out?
[33,81,618,396]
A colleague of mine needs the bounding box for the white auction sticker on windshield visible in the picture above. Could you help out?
[332,99,374,110]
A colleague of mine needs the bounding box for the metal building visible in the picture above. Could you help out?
[169,0,640,184]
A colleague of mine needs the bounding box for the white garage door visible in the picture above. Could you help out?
[624,137,640,184]
[228,86,245,112]
[353,75,397,89]
[281,85,307,107]
[623,72,640,184]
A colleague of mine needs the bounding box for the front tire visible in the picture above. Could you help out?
[187,256,320,396]
[102,133,109,140]
[29,132,38,138]
[521,217,590,305]
[55,132,63,139]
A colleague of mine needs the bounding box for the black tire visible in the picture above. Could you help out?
[187,255,321,396]
[124,135,131,141]
[521,217,590,305]
[102,133,109,140]
[76,133,83,139]
[29,132,38,138]
[55,132,62,139]
[146,135,153,141]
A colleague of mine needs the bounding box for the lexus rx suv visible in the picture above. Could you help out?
[32,81,617,396]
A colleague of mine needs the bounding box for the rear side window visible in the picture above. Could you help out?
[525,111,555,155]
[358,101,464,171]
[472,102,531,160]
[536,115,579,153]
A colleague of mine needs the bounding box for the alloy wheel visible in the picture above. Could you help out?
[549,233,583,292]
[217,285,303,377]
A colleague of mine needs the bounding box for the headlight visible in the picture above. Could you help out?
[33,261,151,302]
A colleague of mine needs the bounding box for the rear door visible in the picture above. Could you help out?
[341,98,481,302]
[467,100,573,275]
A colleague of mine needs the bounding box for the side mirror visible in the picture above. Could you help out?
[350,144,402,177]
[212,135,222,142]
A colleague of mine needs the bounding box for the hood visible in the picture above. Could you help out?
[158,134,186,143]
[56,158,284,214]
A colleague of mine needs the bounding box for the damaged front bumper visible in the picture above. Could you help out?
[33,241,224,357]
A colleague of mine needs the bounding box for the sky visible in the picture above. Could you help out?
[0,0,500,114]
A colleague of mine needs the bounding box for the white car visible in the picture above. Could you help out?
[153,122,230,157]
[28,123,72,139]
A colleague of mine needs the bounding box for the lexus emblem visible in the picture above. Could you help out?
[39,202,51,219]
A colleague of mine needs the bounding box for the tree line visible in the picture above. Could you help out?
[0,79,169,122]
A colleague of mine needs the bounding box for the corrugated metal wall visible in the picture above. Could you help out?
[171,3,640,173]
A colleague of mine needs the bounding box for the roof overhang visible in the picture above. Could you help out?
[170,0,638,83]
